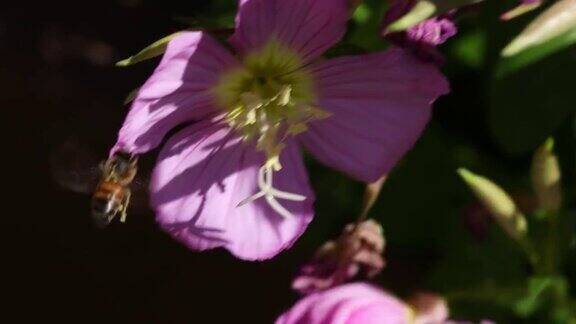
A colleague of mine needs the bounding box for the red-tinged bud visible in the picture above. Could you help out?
[292,220,386,295]
[458,168,528,242]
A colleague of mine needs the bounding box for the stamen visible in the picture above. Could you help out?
[277,85,292,106]
[237,165,306,218]
[212,40,329,218]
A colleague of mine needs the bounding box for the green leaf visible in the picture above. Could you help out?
[489,45,576,154]
[514,276,556,317]
[348,0,388,51]
[116,32,180,67]
[514,276,570,319]
[123,87,140,105]
[497,27,576,76]
[352,2,371,24]
[502,0,576,58]
[450,29,487,68]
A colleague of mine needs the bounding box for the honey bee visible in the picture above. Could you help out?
[91,152,138,227]
[51,137,148,227]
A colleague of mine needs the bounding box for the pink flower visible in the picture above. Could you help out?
[382,0,458,64]
[112,0,449,260]
[277,284,488,324]
[292,220,386,295]
[276,283,412,324]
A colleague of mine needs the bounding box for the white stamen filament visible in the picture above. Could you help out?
[237,165,306,218]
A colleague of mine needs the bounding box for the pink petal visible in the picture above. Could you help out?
[229,0,349,63]
[150,119,314,261]
[112,31,239,154]
[300,48,449,182]
[276,283,411,324]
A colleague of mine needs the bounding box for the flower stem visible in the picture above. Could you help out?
[518,238,540,270]
[356,175,387,225]
[542,211,559,274]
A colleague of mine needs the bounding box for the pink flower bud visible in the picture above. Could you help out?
[292,220,386,295]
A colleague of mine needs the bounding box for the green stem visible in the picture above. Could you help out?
[513,234,540,270]
[542,212,559,274]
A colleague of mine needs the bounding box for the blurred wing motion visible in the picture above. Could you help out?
[50,137,101,194]
[50,137,150,226]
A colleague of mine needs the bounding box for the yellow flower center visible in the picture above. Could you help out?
[212,39,330,171]
[212,39,329,218]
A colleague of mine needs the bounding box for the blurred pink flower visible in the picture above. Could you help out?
[407,292,450,324]
[276,283,412,324]
[112,0,449,260]
[293,220,386,295]
[277,283,491,324]
[382,0,458,64]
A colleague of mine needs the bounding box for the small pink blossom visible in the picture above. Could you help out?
[382,0,458,64]
[113,0,449,260]
[292,220,386,295]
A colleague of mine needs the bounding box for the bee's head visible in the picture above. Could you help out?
[103,151,137,180]
[91,198,115,228]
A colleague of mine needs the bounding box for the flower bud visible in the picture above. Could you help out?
[292,220,386,295]
[457,168,527,241]
[385,0,437,34]
[501,0,543,21]
[502,0,576,56]
[531,138,562,212]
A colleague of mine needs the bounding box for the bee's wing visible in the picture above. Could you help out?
[50,137,101,194]
[51,137,152,215]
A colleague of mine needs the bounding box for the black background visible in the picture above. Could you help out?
[2,1,311,322]
[3,0,541,322]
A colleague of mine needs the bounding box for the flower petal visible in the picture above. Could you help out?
[230,0,349,63]
[300,48,449,182]
[275,283,411,324]
[150,119,314,260]
[112,31,239,154]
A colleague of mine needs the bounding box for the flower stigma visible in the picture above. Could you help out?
[213,40,330,217]
[236,165,306,219]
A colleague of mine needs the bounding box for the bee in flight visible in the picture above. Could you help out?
[91,152,138,227]
[51,138,147,228]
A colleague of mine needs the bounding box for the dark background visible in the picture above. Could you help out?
[3,0,575,323]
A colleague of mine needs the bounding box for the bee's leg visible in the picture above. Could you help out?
[119,190,131,223]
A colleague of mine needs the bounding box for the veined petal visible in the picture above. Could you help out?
[301,48,449,182]
[230,0,349,63]
[275,283,411,324]
[150,120,314,261]
[112,31,239,154]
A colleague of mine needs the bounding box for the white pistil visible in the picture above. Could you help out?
[237,165,306,218]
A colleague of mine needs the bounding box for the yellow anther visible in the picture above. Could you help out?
[287,123,308,135]
[277,85,292,106]
[211,39,332,216]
